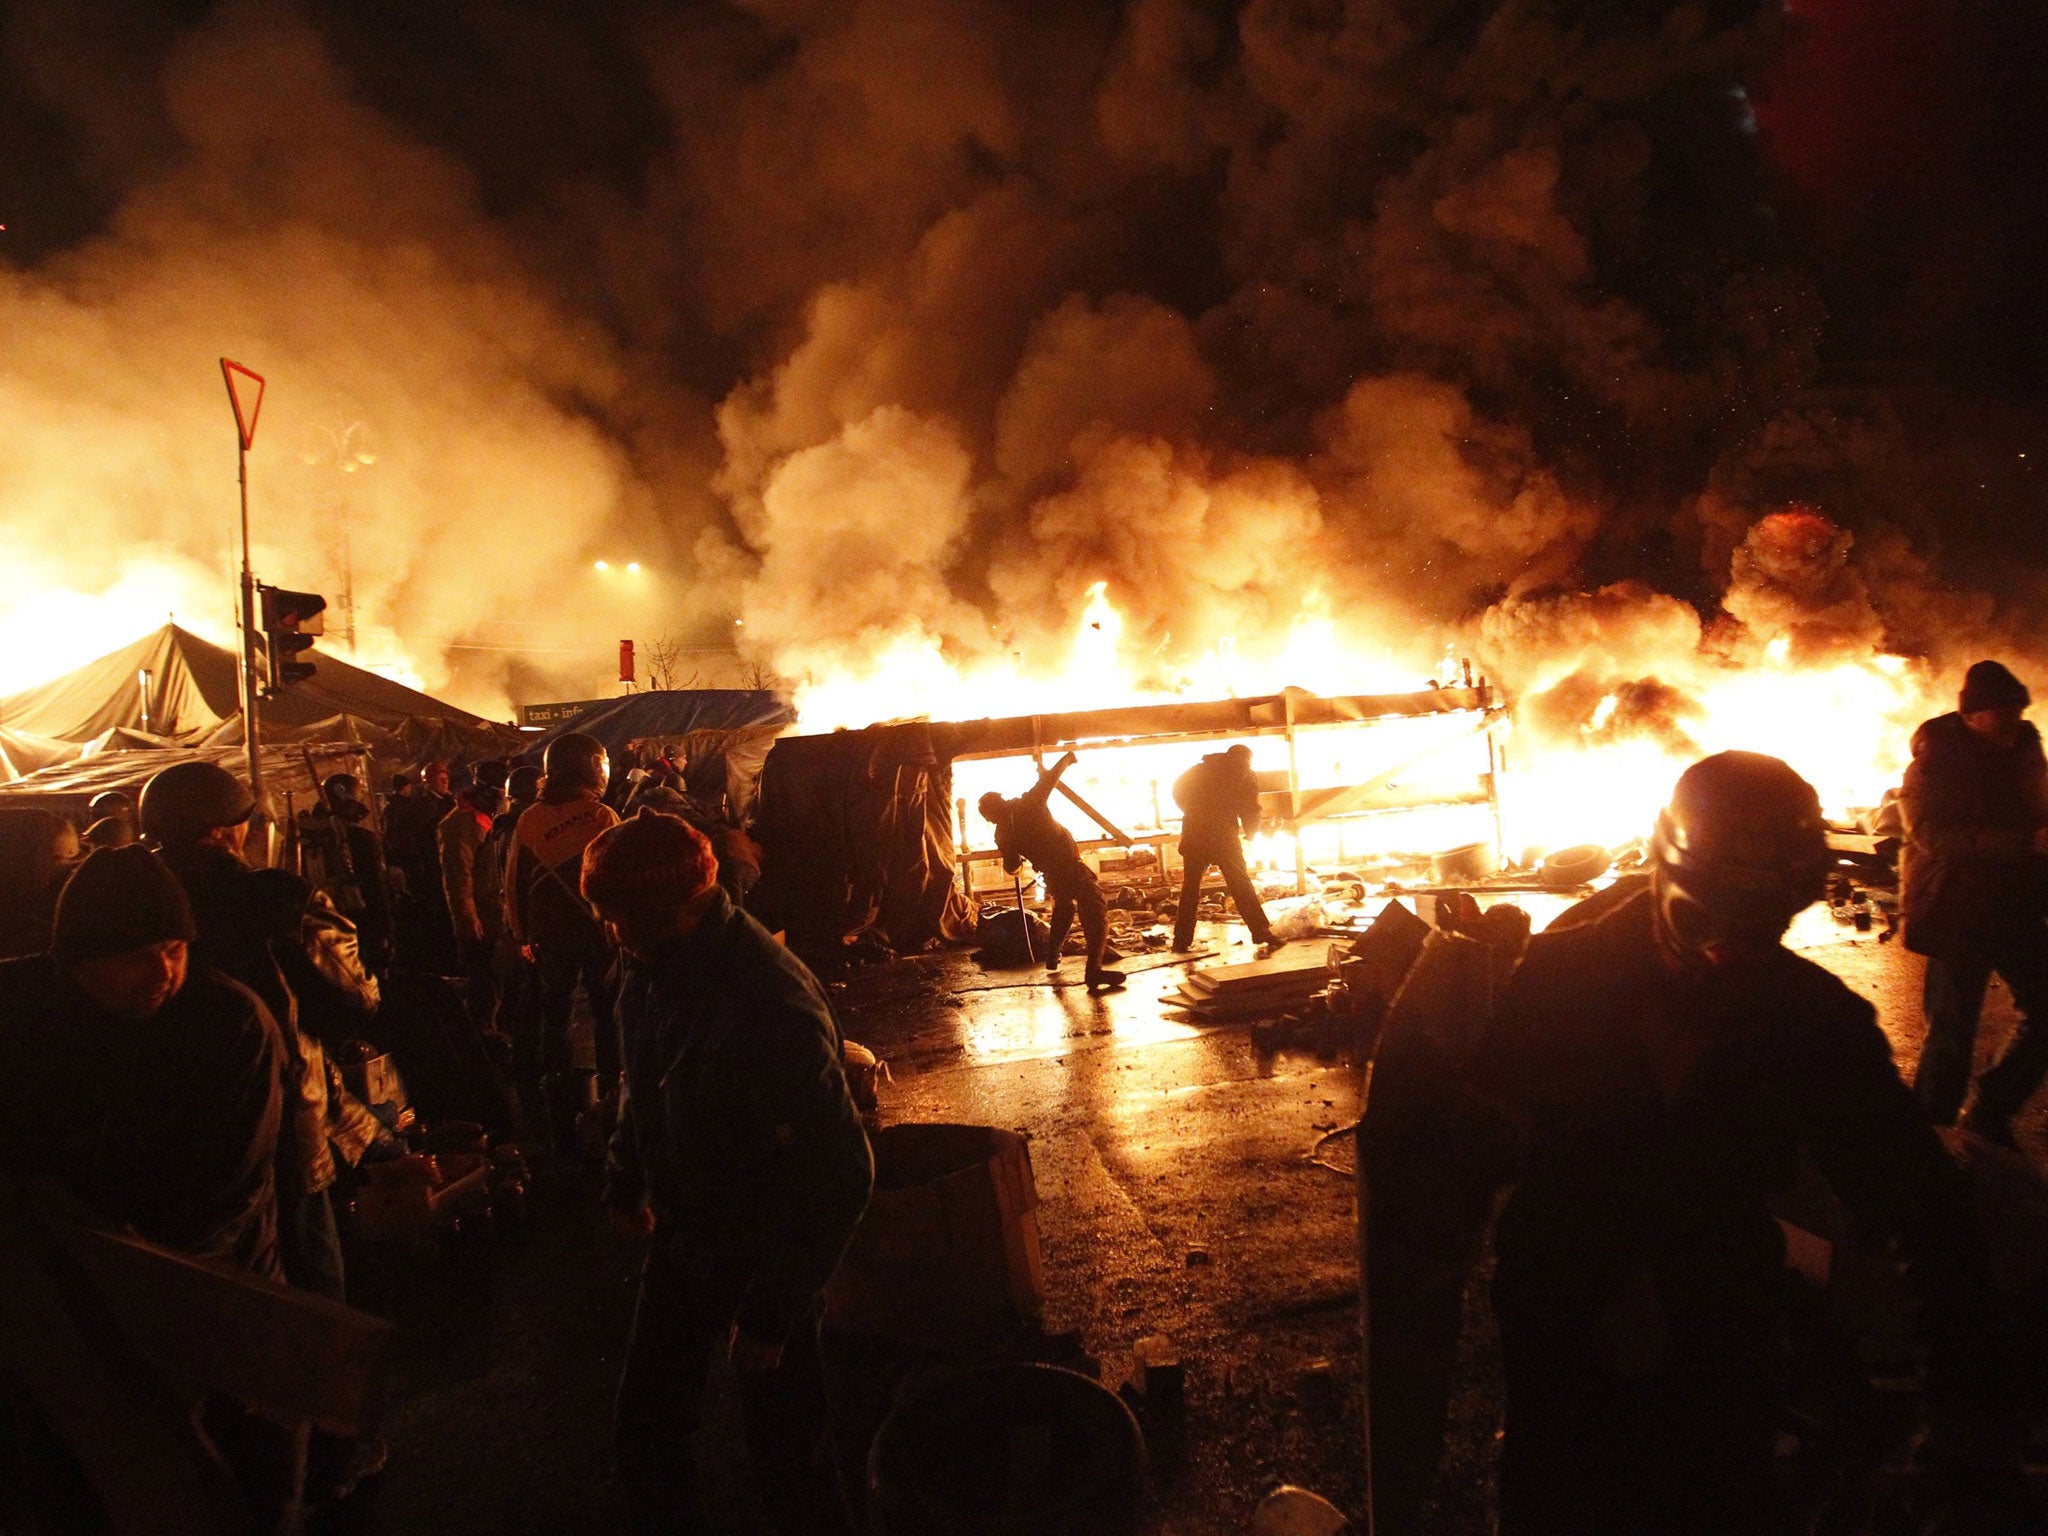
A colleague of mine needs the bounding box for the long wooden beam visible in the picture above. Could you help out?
[932,686,1495,760]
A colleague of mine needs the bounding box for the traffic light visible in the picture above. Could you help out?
[258,585,326,695]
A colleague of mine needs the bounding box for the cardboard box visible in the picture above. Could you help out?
[826,1123,1045,1349]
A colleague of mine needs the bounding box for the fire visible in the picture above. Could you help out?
[791,583,1944,876]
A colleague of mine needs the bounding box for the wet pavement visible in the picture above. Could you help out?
[349,900,2040,1535]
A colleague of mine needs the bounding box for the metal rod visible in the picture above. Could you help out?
[237,440,264,816]
[1014,871,1034,965]
[1285,689,1306,896]
[1486,716,1506,867]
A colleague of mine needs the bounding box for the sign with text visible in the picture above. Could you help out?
[518,698,609,729]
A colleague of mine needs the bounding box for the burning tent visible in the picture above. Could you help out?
[0,623,519,783]
[752,680,1501,960]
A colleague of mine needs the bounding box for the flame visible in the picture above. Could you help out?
[790,583,1941,875]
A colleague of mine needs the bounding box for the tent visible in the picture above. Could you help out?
[751,721,975,960]
[0,624,520,782]
[0,741,370,823]
[750,683,1501,961]
[524,689,794,818]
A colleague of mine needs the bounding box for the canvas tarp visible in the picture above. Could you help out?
[0,624,519,781]
[525,689,794,818]
[751,722,975,960]
[0,741,370,822]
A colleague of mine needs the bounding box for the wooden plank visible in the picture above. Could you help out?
[63,1224,395,1439]
[931,687,1496,760]
[0,1186,245,1535]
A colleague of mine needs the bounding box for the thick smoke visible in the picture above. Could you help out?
[0,2,719,708]
[3,0,2042,723]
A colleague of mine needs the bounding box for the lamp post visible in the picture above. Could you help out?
[300,411,375,654]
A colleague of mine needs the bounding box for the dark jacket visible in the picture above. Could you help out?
[1174,752,1262,861]
[1475,889,1995,1393]
[1899,712,2048,957]
[0,954,286,1278]
[605,890,874,1342]
[161,844,354,1195]
[507,791,617,952]
[995,761,1087,887]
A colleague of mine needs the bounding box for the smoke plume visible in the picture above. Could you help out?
[2,0,2043,724]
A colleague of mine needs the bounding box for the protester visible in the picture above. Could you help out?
[1369,752,2006,1535]
[482,765,543,1056]
[385,765,455,970]
[86,790,137,845]
[0,845,301,1529]
[1171,743,1277,952]
[310,773,396,975]
[141,760,390,1503]
[586,808,873,1535]
[0,806,80,960]
[479,764,541,953]
[979,751,1124,991]
[141,763,364,1299]
[1901,659,2048,1143]
[440,759,508,1031]
[506,733,621,1155]
[0,845,286,1274]
[80,815,133,852]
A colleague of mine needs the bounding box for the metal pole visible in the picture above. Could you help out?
[1285,691,1307,896]
[237,440,264,809]
[1014,871,1035,965]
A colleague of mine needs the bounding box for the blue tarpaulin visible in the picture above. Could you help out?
[522,690,795,815]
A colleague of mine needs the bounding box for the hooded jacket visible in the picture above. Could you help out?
[1898,712,2048,957]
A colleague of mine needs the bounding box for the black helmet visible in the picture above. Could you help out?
[87,790,134,822]
[1651,751,1830,925]
[139,760,256,847]
[543,732,609,794]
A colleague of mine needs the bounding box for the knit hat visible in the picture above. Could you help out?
[581,807,718,910]
[1959,660,2031,714]
[51,846,196,965]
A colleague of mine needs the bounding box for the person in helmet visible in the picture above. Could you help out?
[439,760,509,1031]
[506,733,621,1154]
[1372,753,2003,1535]
[87,789,137,844]
[141,761,381,1314]
[1899,660,2048,1144]
[978,751,1124,991]
[1170,743,1277,952]
[480,764,544,1026]
[311,773,395,974]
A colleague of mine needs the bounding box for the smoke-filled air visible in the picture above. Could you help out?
[5,0,2046,835]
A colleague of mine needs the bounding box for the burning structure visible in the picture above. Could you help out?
[0,0,2040,802]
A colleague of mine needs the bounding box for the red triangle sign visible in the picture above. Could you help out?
[220,358,266,451]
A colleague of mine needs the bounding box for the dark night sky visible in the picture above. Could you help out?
[7,2,2041,390]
